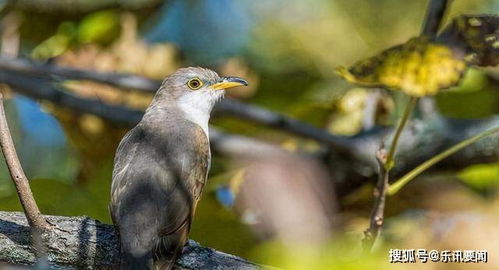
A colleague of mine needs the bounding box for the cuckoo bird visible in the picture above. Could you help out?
[110,67,248,270]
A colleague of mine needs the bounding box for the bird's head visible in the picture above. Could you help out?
[155,67,247,109]
[150,67,248,134]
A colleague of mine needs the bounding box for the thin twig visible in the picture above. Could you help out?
[363,97,417,251]
[363,148,389,251]
[0,92,49,230]
[388,125,499,195]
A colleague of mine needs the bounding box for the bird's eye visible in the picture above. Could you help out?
[187,78,203,90]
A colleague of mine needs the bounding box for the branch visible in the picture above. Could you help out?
[363,96,416,251]
[0,57,351,151]
[388,126,499,195]
[0,68,498,196]
[0,70,291,162]
[0,57,160,92]
[0,211,262,269]
[333,115,499,189]
[0,93,49,230]
[362,149,388,251]
[7,0,162,14]
[421,0,449,36]
[210,129,287,158]
[214,99,351,150]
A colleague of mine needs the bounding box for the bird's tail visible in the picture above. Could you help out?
[152,220,190,270]
[119,251,153,270]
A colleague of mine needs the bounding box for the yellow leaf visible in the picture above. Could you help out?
[336,36,467,97]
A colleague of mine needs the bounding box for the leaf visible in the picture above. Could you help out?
[31,22,76,59]
[458,163,499,190]
[437,15,499,67]
[336,36,466,97]
[77,10,120,44]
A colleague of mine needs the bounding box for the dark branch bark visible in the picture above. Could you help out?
[0,57,160,92]
[0,68,498,196]
[0,57,351,151]
[0,211,262,269]
[0,70,297,165]
[421,0,449,36]
[7,0,162,14]
[214,99,351,150]
[0,93,49,230]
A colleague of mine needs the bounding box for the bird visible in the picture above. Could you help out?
[109,67,248,270]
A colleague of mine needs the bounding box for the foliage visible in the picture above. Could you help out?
[336,37,467,96]
[0,0,497,268]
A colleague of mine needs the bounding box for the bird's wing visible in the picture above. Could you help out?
[185,125,211,203]
[152,125,210,270]
[111,123,193,234]
[111,130,137,188]
[109,127,140,224]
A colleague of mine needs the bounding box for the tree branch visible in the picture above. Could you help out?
[0,57,159,92]
[0,92,49,230]
[7,0,162,14]
[0,211,263,269]
[421,0,449,36]
[0,57,352,151]
[0,70,296,163]
[0,68,498,197]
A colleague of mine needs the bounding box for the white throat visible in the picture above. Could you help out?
[177,91,215,138]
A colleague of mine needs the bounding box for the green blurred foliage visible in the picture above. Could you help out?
[30,10,120,59]
[0,160,113,222]
[251,240,390,270]
[77,10,120,44]
[31,21,76,59]
[458,163,499,191]
[0,0,498,268]
[437,68,499,118]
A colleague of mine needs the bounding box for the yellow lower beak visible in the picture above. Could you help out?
[211,77,249,90]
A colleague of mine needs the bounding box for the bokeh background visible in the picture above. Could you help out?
[0,0,498,269]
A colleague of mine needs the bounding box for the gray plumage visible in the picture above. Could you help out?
[109,67,247,270]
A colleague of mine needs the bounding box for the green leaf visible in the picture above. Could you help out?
[78,10,120,44]
[458,163,499,190]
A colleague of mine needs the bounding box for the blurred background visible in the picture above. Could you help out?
[0,0,498,269]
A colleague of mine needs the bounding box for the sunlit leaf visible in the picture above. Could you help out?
[336,36,467,97]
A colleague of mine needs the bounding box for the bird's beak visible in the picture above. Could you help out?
[210,77,248,90]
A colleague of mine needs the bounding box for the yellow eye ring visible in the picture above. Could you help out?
[187,78,203,90]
